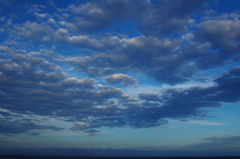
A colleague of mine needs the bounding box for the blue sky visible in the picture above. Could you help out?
[0,0,240,156]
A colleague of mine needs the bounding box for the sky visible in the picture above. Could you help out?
[0,0,240,156]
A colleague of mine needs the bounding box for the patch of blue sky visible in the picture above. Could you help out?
[194,104,240,135]
[212,0,240,14]
[104,20,141,38]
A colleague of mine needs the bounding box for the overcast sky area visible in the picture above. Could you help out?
[0,0,240,157]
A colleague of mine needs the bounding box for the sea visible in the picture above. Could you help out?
[0,156,240,159]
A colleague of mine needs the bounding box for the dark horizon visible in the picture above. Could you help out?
[0,147,240,157]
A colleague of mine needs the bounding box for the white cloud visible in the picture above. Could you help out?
[34,12,49,18]
[63,77,95,88]
[104,74,138,86]
[48,18,56,24]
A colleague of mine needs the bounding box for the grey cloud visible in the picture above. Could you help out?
[197,20,240,46]
[54,31,125,50]
[0,119,64,135]
[158,69,240,119]
[1,46,240,136]
[58,21,79,34]
[84,129,100,136]
[28,132,40,136]
[66,0,204,36]
[62,77,95,88]
[104,74,137,86]
[57,5,240,85]
[195,19,240,68]
[194,77,210,83]
[9,1,239,86]
[230,66,240,76]
[34,12,49,18]
[138,93,162,102]
[12,21,53,42]
[66,36,190,84]
[141,0,206,37]
[0,53,67,90]
[69,0,150,32]
[69,123,100,136]
[0,110,14,117]
[54,33,103,49]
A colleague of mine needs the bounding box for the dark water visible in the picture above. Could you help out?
[0,156,240,159]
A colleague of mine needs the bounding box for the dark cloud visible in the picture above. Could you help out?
[68,0,150,33]
[230,66,240,76]
[194,19,240,69]
[141,0,206,37]
[0,119,64,135]
[138,93,162,102]
[62,0,205,36]
[194,77,210,83]
[70,123,100,136]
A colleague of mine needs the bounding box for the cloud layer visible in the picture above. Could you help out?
[0,0,240,137]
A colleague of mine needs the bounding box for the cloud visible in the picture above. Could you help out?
[194,18,240,68]
[48,18,56,24]
[62,77,95,88]
[34,12,49,18]
[184,120,224,126]
[186,135,240,151]
[138,93,162,102]
[28,132,40,136]
[6,1,238,86]
[104,74,137,86]
[0,119,64,135]
[1,0,240,137]
[66,0,203,36]
[141,0,205,36]
[1,45,240,136]
[0,136,9,142]
[68,0,150,32]
[230,66,240,76]
[69,123,100,136]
